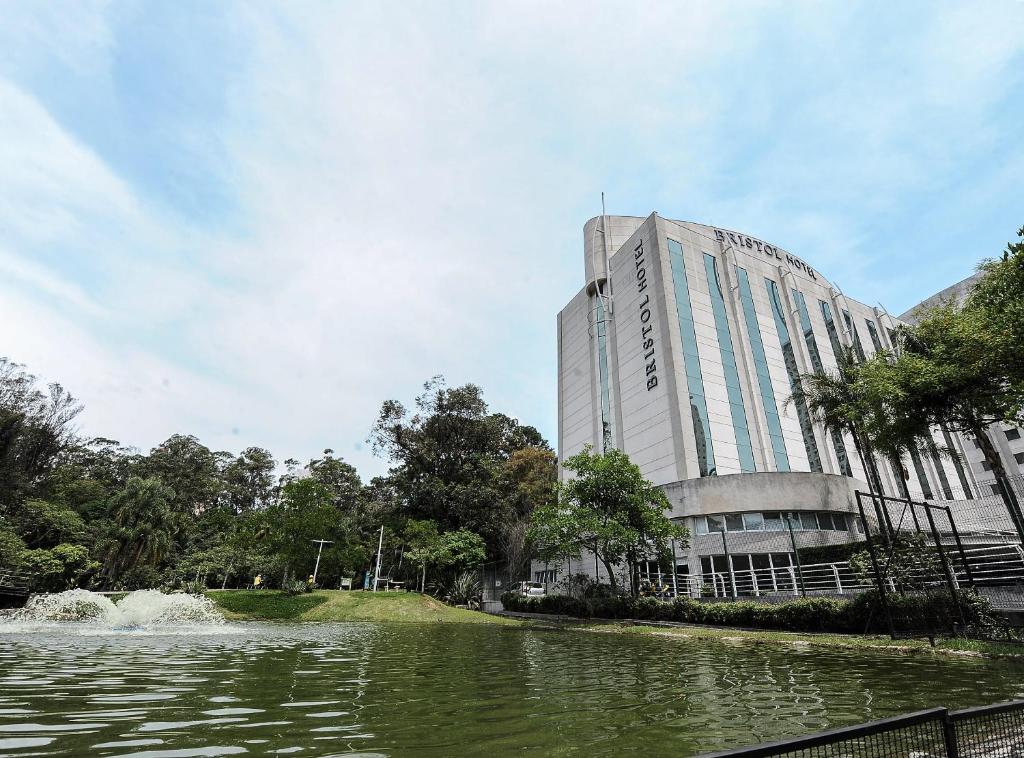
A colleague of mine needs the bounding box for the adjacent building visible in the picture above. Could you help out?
[899,273,1024,495]
[541,212,984,592]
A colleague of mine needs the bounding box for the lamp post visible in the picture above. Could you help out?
[311,539,334,584]
[372,525,385,592]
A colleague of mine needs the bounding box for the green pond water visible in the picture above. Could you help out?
[1,621,1024,757]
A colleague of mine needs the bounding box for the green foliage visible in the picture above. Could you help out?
[104,477,176,584]
[501,588,995,635]
[212,590,328,619]
[433,529,487,571]
[0,361,551,599]
[530,446,688,595]
[848,535,941,592]
[369,376,550,557]
[441,570,482,605]
[796,541,867,565]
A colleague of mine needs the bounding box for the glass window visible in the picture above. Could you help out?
[668,239,716,476]
[771,553,793,567]
[799,512,819,530]
[763,512,784,531]
[766,279,822,472]
[865,319,884,353]
[705,254,756,472]
[711,556,730,573]
[737,267,790,472]
[833,513,848,531]
[842,310,866,361]
[706,515,725,533]
[816,512,835,530]
[982,460,992,471]
[731,554,751,571]
[819,300,845,359]
[725,513,745,532]
[594,290,613,451]
[1015,452,1024,465]
[752,554,771,570]
[742,512,765,531]
[695,517,709,535]
[1007,428,1021,441]
[700,557,713,574]
[928,443,954,500]
[943,427,974,500]
[909,447,934,499]
[794,290,851,477]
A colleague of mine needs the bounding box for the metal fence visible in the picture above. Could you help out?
[0,568,31,597]
[699,699,1024,757]
[635,543,1024,605]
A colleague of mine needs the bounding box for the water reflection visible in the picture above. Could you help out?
[0,623,1022,756]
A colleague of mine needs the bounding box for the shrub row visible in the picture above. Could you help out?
[500,589,995,635]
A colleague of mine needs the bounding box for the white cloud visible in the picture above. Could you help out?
[0,1,1021,478]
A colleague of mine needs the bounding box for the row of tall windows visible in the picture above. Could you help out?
[695,510,851,534]
[668,239,716,476]
[793,290,853,477]
[766,280,824,472]
[704,254,756,472]
[665,240,955,495]
[736,268,790,471]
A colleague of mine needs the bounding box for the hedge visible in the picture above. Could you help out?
[500,589,995,635]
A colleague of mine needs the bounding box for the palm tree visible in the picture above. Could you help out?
[104,477,175,585]
[790,347,890,496]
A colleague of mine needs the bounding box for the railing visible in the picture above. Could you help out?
[0,569,32,596]
[638,542,1024,602]
[698,699,1024,757]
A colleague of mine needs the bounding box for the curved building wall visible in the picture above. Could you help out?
[541,212,984,593]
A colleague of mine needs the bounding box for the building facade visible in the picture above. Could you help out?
[541,212,983,592]
[899,274,1024,495]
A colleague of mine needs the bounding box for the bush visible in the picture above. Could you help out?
[501,588,997,636]
[283,580,309,596]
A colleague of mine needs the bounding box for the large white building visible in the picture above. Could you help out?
[542,212,985,592]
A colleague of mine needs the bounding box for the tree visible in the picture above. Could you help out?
[0,358,82,508]
[104,477,176,586]
[219,447,277,513]
[403,519,440,592]
[369,376,550,553]
[495,446,556,586]
[792,347,893,496]
[968,226,1024,390]
[529,446,688,596]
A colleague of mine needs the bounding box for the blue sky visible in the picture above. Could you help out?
[1,1,1022,478]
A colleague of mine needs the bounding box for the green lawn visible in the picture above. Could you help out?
[208,589,521,625]
[579,622,1024,660]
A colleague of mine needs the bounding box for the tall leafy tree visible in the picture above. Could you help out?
[104,477,176,585]
[529,446,687,596]
[0,358,82,508]
[369,376,549,552]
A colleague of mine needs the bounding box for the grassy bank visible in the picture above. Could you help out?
[208,589,521,625]
[580,622,1024,660]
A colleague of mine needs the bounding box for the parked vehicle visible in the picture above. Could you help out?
[516,581,546,597]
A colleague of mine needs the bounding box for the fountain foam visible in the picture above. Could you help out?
[0,589,236,635]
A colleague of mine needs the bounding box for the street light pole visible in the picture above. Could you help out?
[311,539,334,584]
[373,525,385,592]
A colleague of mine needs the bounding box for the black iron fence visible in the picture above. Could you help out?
[699,699,1024,757]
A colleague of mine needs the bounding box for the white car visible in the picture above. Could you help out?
[516,581,546,597]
